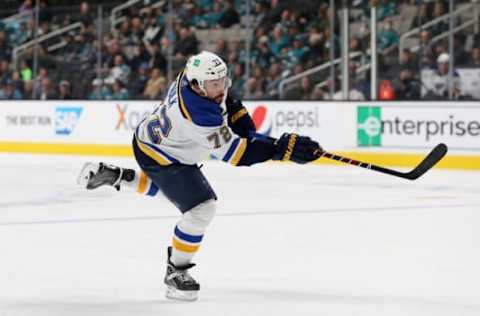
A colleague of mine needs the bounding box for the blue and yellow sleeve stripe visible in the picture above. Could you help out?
[222,138,248,166]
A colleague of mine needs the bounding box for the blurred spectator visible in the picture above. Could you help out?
[263,0,285,29]
[350,37,364,54]
[214,39,228,62]
[103,39,127,69]
[322,27,339,61]
[177,1,196,23]
[143,68,166,99]
[108,54,131,84]
[400,48,418,73]
[76,32,94,63]
[60,34,77,62]
[412,2,431,28]
[429,53,462,99]
[311,3,330,32]
[310,85,324,100]
[77,1,94,27]
[253,1,268,27]
[190,5,208,28]
[265,62,282,99]
[23,80,34,99]
[37,78,57,100]
[34,67,49,90]
[117,18,132,46]
[19,60,32,82]
[430,1,448,37]
[112,80,130,100]
[204,2,223,28]
[130,43,150,72]
[329,76,366,101]
[0,79,23,99]
[58,80,72,100]
[230,63,246,99]
[0,59,12,84]
[418,30,436,69]
[394,68,421,100]
[387,48,418,79]
[144,16,163,44]
[378,20,399,55]
[377,0,397,21]
[88,79,112,100]
[467,47,480,67]
[130,63,150,99]
[285,37,310,68]
[145,41,167,73]
[218,0,240,28]
[307,26,324,65]
[253,39,273,69]
[38,0,52,24]
[453,34,470,67]
[19,0,33,14]
[251,65,266,92]
[129,16,145,47]
[285,77,313,100]
[0,31,12,61]
[269,24,290,58]
[37,21,50,37]
[174,26,199,59]
[11,71,23,92]
[244,77,265,100]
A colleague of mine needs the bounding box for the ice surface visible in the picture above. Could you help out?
[0,153,479,316]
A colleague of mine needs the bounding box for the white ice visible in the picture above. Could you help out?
[0,153,479,316]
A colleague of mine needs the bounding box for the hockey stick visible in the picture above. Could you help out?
[251,132,448,180]
[316,144,448,180]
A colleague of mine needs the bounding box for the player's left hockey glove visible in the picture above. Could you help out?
[272,133,323,164]
[226,96,256,138]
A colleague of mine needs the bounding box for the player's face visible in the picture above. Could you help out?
[204,77,228,103]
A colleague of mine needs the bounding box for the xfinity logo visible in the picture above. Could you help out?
[55,107,83,135]
[116,104,150,130]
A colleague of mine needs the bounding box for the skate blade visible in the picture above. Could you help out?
[76,162,100,188]
[165,286,198,301]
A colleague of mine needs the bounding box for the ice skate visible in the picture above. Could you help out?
[164,246,200,301]
[77,162,124,191]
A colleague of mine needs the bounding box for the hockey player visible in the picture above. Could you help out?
[78,51,322,301]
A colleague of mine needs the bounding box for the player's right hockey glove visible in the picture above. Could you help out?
[272,133,323,164]
[226,96,256,138]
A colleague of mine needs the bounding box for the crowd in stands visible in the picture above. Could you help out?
[0,0,479,101]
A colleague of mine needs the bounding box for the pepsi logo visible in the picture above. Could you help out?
[251,105,272,136]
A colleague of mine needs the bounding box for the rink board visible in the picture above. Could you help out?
[0,101,478,170]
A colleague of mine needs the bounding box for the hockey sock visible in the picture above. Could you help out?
[171,200,216,266]
[122,170,161,197]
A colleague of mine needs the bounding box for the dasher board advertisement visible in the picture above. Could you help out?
[357,104,480,150]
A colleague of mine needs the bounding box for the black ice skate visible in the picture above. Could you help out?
[164,246,200,301]
[77,162,134,191]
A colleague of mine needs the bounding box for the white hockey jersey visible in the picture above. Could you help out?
[134,71,248,166]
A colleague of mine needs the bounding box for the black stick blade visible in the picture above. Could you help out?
[403,143,448,180]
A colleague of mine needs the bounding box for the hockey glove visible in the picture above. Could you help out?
[226,96,256,138]
[272,133,323,164]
